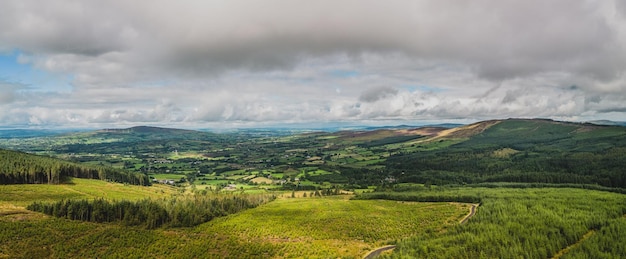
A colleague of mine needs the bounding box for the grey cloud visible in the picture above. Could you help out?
[501,90,520,104]
[359,86,398,103]
[0,82,22,104]
[585,95,603,105]
[0,0,625,127]
[501,86,535,105]
[90,106,181,124]
[598,107,626,113]
[477,83,502,100]
[617,1,626,17]
[584,93,626,113]
[0,1,134,56]
[2,0,623,83]
[160,0,625,82]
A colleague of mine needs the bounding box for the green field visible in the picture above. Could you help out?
[0,178,175,207]
[151,173,186,180]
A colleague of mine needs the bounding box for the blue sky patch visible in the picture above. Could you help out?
[329,70,360,78]
[402,85,445,93]
[0,50,73,92]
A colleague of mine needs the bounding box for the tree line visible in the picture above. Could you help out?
[0,149,150,185]
[27,194,276,229]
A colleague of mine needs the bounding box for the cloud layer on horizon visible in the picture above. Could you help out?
[0,0,625,128]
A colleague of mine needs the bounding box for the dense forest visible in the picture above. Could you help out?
[386,120,626,188]
[27,194,276,229]
[0,149,150,185]
[354,186,626,258]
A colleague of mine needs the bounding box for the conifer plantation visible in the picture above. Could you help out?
[0,149,150,186]
[27,194,276,229]
[355,186,626,258]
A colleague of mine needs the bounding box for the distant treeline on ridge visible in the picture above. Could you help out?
[0,149,150,186]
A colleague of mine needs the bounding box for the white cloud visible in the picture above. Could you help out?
[0,0,625,127]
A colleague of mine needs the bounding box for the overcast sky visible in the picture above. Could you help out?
[1,0,625,129]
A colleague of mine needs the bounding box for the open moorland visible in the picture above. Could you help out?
[1,118,626,258]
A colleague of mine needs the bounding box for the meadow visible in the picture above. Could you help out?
[0,178,175,207]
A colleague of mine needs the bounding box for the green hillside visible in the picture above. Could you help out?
[0,179,468,258]
[2,181,625,258]
[1,118,625,189]
[387,119,626,187]
[1,119,626,258]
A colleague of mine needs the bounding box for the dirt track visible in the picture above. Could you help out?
[363,203,479,258]
[363,245,396,259]
[460,204,479,224]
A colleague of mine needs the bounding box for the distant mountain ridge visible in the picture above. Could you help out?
[3,119,619,138]
[587,120,626,126]
[0,129,79,139]
[2,118,625,189]
[100,125,198,134]
[90,118,621,143]
[387,118,626,188]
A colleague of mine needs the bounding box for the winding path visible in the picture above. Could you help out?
[362,203,479,259]
[363,245,396,259]
[460,204,479,224]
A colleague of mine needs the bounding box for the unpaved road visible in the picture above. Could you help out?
[363,245,396,259]
[460,204,479,224]
[363,203,479,258]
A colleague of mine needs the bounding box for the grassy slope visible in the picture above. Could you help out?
[0,178,176,208]
[453,119,626,150]
[5,183,626,258]
[392,119,625,152]
[0,179,469,258]
[197,196,468,258]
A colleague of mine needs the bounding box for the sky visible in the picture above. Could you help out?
[1,0,626,129]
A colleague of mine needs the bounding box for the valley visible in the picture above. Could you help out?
[1,118,625,258]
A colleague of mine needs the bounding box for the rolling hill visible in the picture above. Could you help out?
[100,125,199,135]
[1,118,625,189]
[1,119,626,258]
[386,118,626,187]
